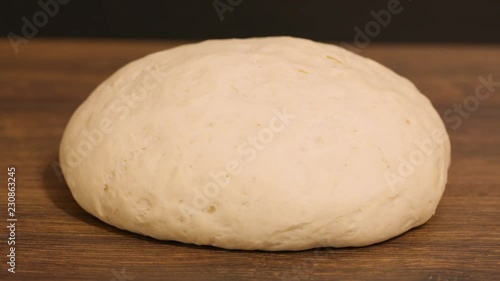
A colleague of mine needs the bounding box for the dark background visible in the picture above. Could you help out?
[2,0,500,43]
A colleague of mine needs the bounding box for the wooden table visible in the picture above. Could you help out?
[0,39,499,281]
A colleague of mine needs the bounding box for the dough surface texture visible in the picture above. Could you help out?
[60,37,451,251]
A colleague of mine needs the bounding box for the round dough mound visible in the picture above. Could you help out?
[60,37,450,251]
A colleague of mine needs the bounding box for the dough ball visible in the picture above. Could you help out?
[60,37,451,251]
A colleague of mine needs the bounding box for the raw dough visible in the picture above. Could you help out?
[60,37,451,251]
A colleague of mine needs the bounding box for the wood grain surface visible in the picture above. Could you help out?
[0,39,499,281]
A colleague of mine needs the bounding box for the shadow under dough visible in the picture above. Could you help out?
[41,151,228,252]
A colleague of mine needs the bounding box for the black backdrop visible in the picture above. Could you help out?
[3,0,500,42]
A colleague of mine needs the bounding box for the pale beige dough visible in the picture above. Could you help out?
[60,37,451,251]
